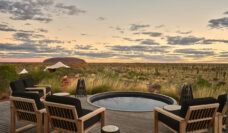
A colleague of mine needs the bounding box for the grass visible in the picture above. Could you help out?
[1,63,228,101]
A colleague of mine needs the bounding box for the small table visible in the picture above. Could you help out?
[164,105,181,111]
[101,125,120,133]
[53,92,70,97]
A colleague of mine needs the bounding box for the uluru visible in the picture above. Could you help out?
[43,57,87,65]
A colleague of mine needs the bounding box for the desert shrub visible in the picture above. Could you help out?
[195,77,212,88]
[20,71,55,84]
[39,77,62,93]
[0,64,18,92]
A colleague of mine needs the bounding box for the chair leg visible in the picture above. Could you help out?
[78,121,84,133]
[213,115,218,133]
[218,115,223,133]
[10,103,16,133]
[154,111,158,133]
[101,111,105,128]
[179,121,186,133]
[36,112,42,133]
[44,113,49,133]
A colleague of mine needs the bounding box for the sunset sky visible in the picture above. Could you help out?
[0,0,228,63]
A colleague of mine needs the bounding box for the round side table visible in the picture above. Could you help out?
[164,105,181,111]
[53,92,70,97]
[101,125,120,133]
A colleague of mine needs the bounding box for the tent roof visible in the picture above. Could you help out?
[19,69,28,74]
[44,62,70,71]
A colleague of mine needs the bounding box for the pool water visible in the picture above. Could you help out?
[93,96,168,111]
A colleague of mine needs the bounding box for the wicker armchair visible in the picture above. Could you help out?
[154,97,219,133]
[10,92,45,133]
[43,95,105,133]
[217,94,227,133]
[23,78,52,97]
[10,79,49,98]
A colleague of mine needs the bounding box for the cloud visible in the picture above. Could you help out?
[129,24,150,31]
[108,45,170,53]
[202,39,228,44]
[0,24,17,32]
[174,48,215,58]
[97,17,106,21]
[74,51,116,58]
[110,26,125,34]
[176,30,192,34]
[0,0,85,23]
[167,36,204,45]
[13,32,44,42]
[75,44,96,50]
[154,25,165,28]
[38,28,48,33]
[38,39,63,44]
[0,42,72,58]
[135,32,162,37]
[55,3,86,15]
[219,52,228,57]
[140,39,159,45]
[208,17,228,28]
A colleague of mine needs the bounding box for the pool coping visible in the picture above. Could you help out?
[87,91,177,112]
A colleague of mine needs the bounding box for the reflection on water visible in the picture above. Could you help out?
[93,97,168,111]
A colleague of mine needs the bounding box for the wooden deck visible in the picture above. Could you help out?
[0,96,173,133]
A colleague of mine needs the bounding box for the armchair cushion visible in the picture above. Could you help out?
[217,94,227,113]
[10,80,25,92]
[45,95,83,117]
[82,109,101,129]
[180,97,217,117]
[23,78,35,87]
[12,92,44,110]
[158,110,182,131]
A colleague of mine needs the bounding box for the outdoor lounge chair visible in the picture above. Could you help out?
[154,97,219,133]
[10,92,45,133]
[10,80,45,98]
[179,84,194,105]
[43,95,105,133]
[23,78,52,96]
[217,94,227,133]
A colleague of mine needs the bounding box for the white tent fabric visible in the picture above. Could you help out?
[19,69,28,74]
[44,62,70,71]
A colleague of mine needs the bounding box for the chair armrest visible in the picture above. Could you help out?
[37,108,46,113]
[25,87,45,90]
[35,84,51,88]
[79,107,106,122]
[25,91,40,94]
[154,107,185,122]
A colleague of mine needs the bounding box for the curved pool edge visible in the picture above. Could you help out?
[87,91,177,112]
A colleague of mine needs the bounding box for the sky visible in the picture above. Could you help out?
[0,0,228,63]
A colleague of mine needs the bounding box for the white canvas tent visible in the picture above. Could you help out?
[19,69,28,74]
[44,62,70,71]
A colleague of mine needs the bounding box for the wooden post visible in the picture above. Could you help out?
[44,112,49,133]
[10,102,16,133]
[78,120,84,133]
[154,111,158,133]
[101,111,105,128]
[36,112,42,133]
[213,114,218,133]
[179,121,186,133]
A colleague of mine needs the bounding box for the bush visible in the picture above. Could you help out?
[0,64,18,92]
[195,77,212,88]
[90,85,111,94]
[20,71,55,84]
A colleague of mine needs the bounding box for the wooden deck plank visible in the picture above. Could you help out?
[0,96,174,133]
